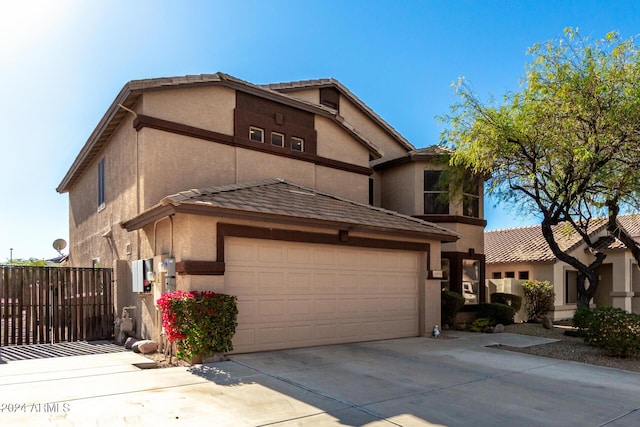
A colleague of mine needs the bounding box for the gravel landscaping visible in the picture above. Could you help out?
[496,322,640,373]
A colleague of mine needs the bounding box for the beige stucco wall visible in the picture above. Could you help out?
[141,85,235,135]
[134,213,441,342]
[380,163,416,215]
[441,223,484,254]
[283,88,319,104]
[68,111,140,268]
[315,115,370,167]
[485,262,554,283]
[338,96,409,159]
[138,129,238,209]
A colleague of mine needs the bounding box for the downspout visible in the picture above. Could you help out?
[118,104,141,259]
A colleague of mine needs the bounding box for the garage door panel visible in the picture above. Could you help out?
[287,247,312,264]
[225,238,420,353]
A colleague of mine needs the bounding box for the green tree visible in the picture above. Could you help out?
[3,258,47,266]
[442,28,640,308]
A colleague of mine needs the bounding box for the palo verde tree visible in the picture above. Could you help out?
[442,28,640,308]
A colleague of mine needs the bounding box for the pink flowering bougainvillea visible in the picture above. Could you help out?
[157,290,238,359]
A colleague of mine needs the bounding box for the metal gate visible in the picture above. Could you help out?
[0,266,114,346]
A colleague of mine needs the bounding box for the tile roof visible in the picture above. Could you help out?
[153,179,459,241]
[371,145,453,170]
[485,214,640,264]
[485,218,607,264]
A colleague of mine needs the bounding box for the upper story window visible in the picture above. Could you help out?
[97,158,105,210]
[423,170,448,214]
[463,175,480,218]
[291,137,304,152]
[249,126,264,143]
[271,132,284,147]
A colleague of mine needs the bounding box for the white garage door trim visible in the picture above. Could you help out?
[224,237,422,353]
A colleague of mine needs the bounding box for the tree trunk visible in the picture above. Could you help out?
[541,218,605,309]
[576,271,598,309]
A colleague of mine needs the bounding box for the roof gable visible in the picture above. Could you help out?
[57,73,384,193]
[262,78,415,153]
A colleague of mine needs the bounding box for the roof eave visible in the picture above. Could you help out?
[121,202,459,243]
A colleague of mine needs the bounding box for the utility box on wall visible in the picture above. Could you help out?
[132,259,154,293]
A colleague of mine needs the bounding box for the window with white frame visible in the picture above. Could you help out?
[291,136,304,152]
[271,132,284,147]
[249,126,264,143]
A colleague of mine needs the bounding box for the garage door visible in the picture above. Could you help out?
[224,237,421,353]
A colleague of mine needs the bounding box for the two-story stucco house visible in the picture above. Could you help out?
[56,73,485,353]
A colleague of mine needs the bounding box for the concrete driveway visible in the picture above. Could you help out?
[1,332,639,426]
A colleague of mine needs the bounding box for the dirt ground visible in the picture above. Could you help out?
[498,322,640,373]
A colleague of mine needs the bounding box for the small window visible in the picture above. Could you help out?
[291,136,304,152]
[423,170,448,214]
[97,158,105,210]
[271,132,284,147]
[368,177,374,205]
[505,271,515,278]
[92,258,101,268]
[492,272,502,279]
[518,271,529,280]
[249,126,264,143]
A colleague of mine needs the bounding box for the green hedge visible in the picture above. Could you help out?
[441,289,465,327]
[490,292,523,313]
[477,302,516,325]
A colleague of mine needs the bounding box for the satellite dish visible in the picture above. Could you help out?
[53,238,67,254]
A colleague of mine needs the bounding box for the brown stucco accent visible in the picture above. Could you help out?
[175,223,432,276]
[175,260,225,275]
[132,114,372,176]
[415,215,488,227]
[234,91,318,154]
[320,87,340,110]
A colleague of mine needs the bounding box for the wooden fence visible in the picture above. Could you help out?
[0,266,114,346]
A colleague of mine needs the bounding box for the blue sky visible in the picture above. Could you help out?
[1,0,639,261]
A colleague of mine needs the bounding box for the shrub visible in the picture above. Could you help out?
[490,292,523,313]
[578,307,640,357]
[521,280,555,321]
[477,302,516,325]
[157,290,238,360]
[441,289,465,327]
[470,318,491,332]
[571,306,593,333]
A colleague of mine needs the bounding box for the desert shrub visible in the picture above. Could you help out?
[571,306,593,333]
[490,292,523,313]
[580,307,640,357]
[157,290,238,360]
[521,280,555,321]
[441,289,465,327]
[477,302,516,325]
[470,318,491,332]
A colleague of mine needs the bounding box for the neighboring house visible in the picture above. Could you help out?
[56,73,484,353]
[485,215,640,320]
